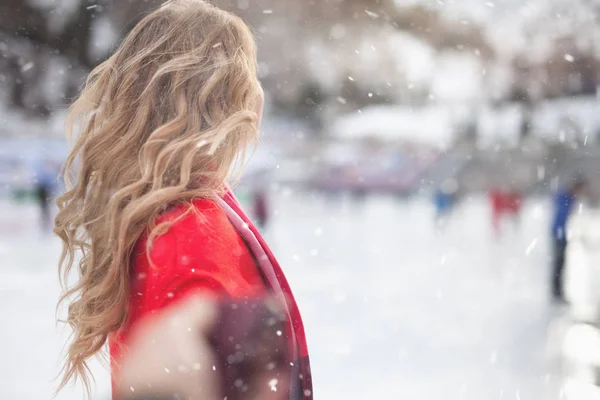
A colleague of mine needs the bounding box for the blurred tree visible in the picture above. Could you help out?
[295,81,327,129]
[0,0,597,136]
[0,0,493,120]
[0,0,111,114]
[393,4,495,60]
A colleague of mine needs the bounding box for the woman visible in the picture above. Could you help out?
[54,1,312,399]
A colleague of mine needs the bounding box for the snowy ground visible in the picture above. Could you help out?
[0,192,567,399]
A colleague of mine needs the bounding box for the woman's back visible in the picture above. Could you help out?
[109,198,268,395]
[110,198,266,346]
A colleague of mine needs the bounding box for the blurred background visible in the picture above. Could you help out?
[2,0,600,399]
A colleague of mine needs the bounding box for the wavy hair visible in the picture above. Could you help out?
[54,0,262,394]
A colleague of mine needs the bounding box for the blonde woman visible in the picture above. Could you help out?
[54,1,312,399]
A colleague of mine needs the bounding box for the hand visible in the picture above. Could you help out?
[116,295,292,400]
[116,295,219,400]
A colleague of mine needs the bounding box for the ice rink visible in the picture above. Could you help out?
[0,191,565,399]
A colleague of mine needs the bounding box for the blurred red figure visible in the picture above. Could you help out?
[253,189,269,229]
[490,188,522,234]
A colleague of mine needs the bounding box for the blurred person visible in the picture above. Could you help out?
[53,2,312,400]
[551,178,586,302]
[252,188,269,230]
[489,187,522,235]
[506,190,523,220]
[11,163,31,203]
[489,188,502,233]
[433,179,458,228]
[34,159,58,232]
[116,296,289,400]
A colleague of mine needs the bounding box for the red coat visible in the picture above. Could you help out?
[109,198,268,395]
[490,190,522,216]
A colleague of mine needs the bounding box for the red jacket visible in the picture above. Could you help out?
[109,198,269,395]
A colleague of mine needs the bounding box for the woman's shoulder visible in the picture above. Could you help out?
[158,197,220,219]
[156,198,228,233]
[131,196,262,302]
[142,197,238,263]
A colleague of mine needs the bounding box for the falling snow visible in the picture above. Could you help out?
[364,10,379,19]
[525,238,538,255]
[269,378,278,392]
[21,62,34,72]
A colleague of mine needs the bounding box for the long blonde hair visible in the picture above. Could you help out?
[54,0,262,393]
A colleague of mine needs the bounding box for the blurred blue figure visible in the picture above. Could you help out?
[434,190,453,214]
[551,179,585,301]
[34,159,58,232]
[433,179,458,228]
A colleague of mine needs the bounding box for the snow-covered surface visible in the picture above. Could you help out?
[333,96,600,146]
[534,97,600,140]
[477,103,523,145]
[88,16,119,62]
[403,0,600,61]
[331,105,455,146]
[0,138,67,194]
[0,106,67,138]
[388,32,435,87]
[0,193,572,399]
[430,53,485,102]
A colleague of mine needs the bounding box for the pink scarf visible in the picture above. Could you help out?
[214,189,313,400]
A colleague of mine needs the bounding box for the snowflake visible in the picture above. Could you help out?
[364,10,379,19]
[268,378,278,392]
[21,62,34,72]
